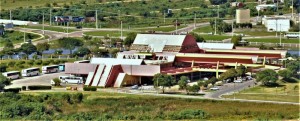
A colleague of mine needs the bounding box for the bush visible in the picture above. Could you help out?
[28,85,52,90]
[35,60,42,65]
[17,60,26,65]
[4,88,21,93]
[22,86,26,91]
[60,59,68,63]
[52,78,61,86]
[27,60,35,65]
[42,60,50,65]
[49,59,54,64]
[7,61,16,67]
[53,60,61,64]
[83,86,97,91]
[0,63,7,72]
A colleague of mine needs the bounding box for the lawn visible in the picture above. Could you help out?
[222,79,300,103]
[193,25,213,33]
[24,25,77,33]
[136,25,187,32]
[84,30,132,37]
[0,30,42,47]
[12,91,299,120]
[247,38,300,43]
[235,30,276,36]
[201,34,232,41]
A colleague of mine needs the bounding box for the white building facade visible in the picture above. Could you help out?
[264,18,290,32]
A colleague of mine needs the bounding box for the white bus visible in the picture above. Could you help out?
[74,60,90,63]
[61,76,83,84]
[2,71,20,80]
[21,67,40,77]
[42,65,59,74]
[285,32,300,39]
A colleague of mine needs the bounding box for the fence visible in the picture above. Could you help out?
[248,42,300,48]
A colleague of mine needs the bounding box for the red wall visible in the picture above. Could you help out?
[180,34,201,53]
[175,57,254,64]
[105,65,123,87]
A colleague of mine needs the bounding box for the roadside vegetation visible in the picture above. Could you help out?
[0,91,298,120]
[24,25,77,33]
[0,30,41,47]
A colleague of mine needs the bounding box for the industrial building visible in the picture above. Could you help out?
[236,9,250,23]
[262,17,290,32]
[65,34,287,88]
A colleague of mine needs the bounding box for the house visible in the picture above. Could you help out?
[263,17,290,32]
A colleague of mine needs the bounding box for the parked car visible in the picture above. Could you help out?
[234,79,243,83]
[210,87,219,91]
[246,76,253,80]
[131,85,139,90]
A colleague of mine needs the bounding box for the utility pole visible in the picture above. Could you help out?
[95,10,98,29]
[194,13,196,30]
[280,24,282,46]
[67,22,69,37]
[10,10,12,23]
[43,12,45,34]
[292,0,294,18]
[118,10,121,21]
[24,28,26,43]
[217,5,220,18]
[214,18,217,35]
[163,10,166,25]
[276,19,278,37]
[50,8,52,26]
[232,19,234,37]
[277,0,278,15]
[121,21,123,40]
[175,19,178,34]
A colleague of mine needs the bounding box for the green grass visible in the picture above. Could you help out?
[235,30,276,36]
[193,26,213,33]
[222,79,300,103]
[0,30,42,47]
[201,34,231,41]
[16,91,300,120]
[84,30,132,37]
[24,26,77,33]
[136,25,187,32]
[247,38,300,43]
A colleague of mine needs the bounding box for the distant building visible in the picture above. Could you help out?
[231,2,244,8]
[256,4,276,11]
[263,17,290,32]
[85,17,96,22]
[236,9,250,23]
[4,23,14,29]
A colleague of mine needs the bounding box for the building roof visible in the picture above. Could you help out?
[90,58,143,65]
[133,34,186,52]
[197,43,234,50]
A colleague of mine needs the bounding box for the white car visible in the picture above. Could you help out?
[210,87,219,90]
[234,79,243,83]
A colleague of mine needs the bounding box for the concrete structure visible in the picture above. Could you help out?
[65,34,287,88]
[256,4,276,11]
[263,17,290,32]
[0,19,38,25]
[236,9,250,23]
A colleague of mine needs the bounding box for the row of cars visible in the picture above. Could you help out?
[51,76,84,85]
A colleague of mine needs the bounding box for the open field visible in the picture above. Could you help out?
[0,91,295,120]
[222,79,300,103]
[0,30,42,47]
[193,26,213,33]
[247,38,300,43]
[136,25,187,32]
[201,34,231,41]
[235,29,277,36]
[83,30,131,37]
[24,26,77,33]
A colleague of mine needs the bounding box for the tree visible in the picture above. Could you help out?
[187,85,200,95]
[20,43,37,59]
[178,76,189,92]
[256,69,278,86]
[153,73,176,93]
[108,48,119,58]
[83,35,92,42]
[209,0,227,5]
[0,74,10,90]
[123,32,137,46]
[286,61,300,74]
[231,35,241,46]
[219,68,238,81]
[36,42,50,56]
[208,77,218,86]
[236,64,246,77]
[52,78,61,86]
[278,69,293,80]
[3,40,14,49]
[189,32,205,42]
[74,47,91,57]
[57,37,83,57]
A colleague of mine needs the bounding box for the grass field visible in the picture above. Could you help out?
[24,26,77,33]
[136,25,187,32]
[222,79,300,103]
[84,30,132,37]
[201,34,231,41]
[0,30,42,47]
[14,91,300,120]
[235,29,276,36]
[193,26,213,33]
[247,38,300,43]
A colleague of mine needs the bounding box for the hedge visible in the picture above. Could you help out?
[83,86,97,91]
[4,88,21,93]
[28,85,52,90]
[22,86,26,91]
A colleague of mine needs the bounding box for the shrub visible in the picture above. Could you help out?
[49,59,54,64]
[72,93,83,103]
[83,86,97,91]
[27,60,35,65]
[4,88,21,93]
[35,60,42,65]
[17,60,26,65]
[53,60,61,64]
[0,63,7,72]
[22,86,26,91]
[7,61,16,67]
[42,60,50,65]
[52,78,61,86]
[60,59,68,63]
[28,85,52,90]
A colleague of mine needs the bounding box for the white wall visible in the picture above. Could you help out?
[0,19,39,25]
[266,19,290,32]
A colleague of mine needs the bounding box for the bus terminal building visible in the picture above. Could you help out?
[65,34,287,88]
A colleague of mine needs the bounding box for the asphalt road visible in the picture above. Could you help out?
[5,72,69,88]
[204,80,255,99]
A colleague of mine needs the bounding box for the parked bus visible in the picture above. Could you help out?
[74,60,90,63]
[61,76,83,84]
[21,67,40,77]
[285,32,300,39]
[2,71,20,80]
[58,64,65,72]
[42,65,59,74]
